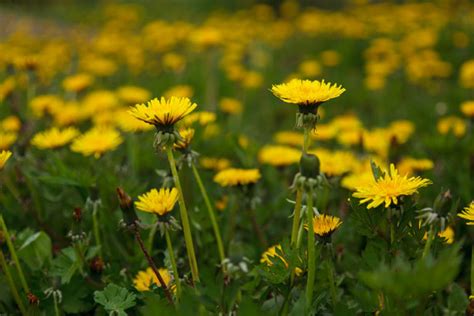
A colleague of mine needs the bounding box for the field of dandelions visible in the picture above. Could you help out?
[0,1,473,315]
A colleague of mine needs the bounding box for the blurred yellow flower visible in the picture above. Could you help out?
[133,267,172,292]
[273,131,303,147]
[31,127,79,149]
[271,79,345,105]
[116,85,151,104]
[116,109,154,132]
[163,85,194,99]
[129,97,197,127]
[460,101,474,118]
[298,60,321,78]
[0,150,12,170]
[29,94,63,117]
[0,132,17,150]
[320,50,341,67]
[62,73,94,92]
[397,157,433,176]
[135,187,178,216]
[258,145,300,167]
[219,97,243,115]
[460,60,474,89]
[458,202,474,225]
[438,226,454,244]
[200,157,231,171]
[1,116,21,132]
[70,127,123,158]
[214,168,261,187]
[437,116,466,138]
[353,164,431,209]
[174,128,195,150]
[182,111,216,126]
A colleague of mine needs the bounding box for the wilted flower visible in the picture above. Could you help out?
[214,168,261,187]
[353,164,431,209]
[135,187,179,216]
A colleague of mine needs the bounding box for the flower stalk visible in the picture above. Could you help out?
[191,163,226,270]
[0,249,26,314]
[422,225,435,259]
[305,190,316,309]
[166,148,200,283]
[165,229,182,299]
[0,215,30,294]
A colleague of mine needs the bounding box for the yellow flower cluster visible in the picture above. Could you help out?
[214,168,261,187]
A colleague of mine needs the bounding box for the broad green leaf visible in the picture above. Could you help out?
[18,231,52,270]
[94,284,136,315]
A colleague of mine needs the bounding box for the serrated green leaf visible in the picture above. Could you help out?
[94,284,136,315]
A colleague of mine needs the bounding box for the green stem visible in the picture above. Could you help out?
[0,249,26,315]
[53,292,60,316]
[73,241,85,275]
[191,163,225,269]
[303,128,310,153]
[92,203,102,258]
[327,245,338,308]
[0,215,30,294]
[290,190,303,248]
[166,148,199,283]
[471,245,474,295]
[305,191,315,310]
[147,223,158,255]
[165,229,182,299]
[422,225,435,259]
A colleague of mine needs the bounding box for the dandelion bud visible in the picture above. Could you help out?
[116,187,138,226]
[299,153,320,179]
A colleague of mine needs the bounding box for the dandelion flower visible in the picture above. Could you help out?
[308,214,342,238]
[0,132,17,150]
[174,128,195,150]
[129,96,197,128]
[458,202,474,225]
[70,127,123,158]
[133,267,173,292]
[258,145,300,167]
[261,245,302,276]
[31,127,79,149]
[135,188,179,216]
[62,73,94,92]
[0,150,12,170]
[271,79,345,106]
[200,157,231,171]
[116,85,151,104]
[461,101,474,118]
[219,97,243,115]
[437,116,466,138]
[214,168,261,187]
[1,116,21,132]
[353,164,431,209]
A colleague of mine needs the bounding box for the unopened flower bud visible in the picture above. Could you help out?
[299,153,320,179]
[116,187,138,226]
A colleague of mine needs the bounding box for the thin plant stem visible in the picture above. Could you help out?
[73,241,85,275]
[0,249,26,315]
[92,203,102,258]
[165,229,182,299]
[290,190,303,248]
[166,148,200,283]
[147,223,158,255]
[0,215,30,294]
[53,292,60,316]
[191,163,225,268]
[305,190,315,310]
[303,128,310,153]
[327,244,338,308]
[422,225,435,259]
[134,228,174,305]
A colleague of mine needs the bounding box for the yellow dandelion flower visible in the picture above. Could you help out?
[62,73,94,92]
[258,145,301,167]
[116,109,154,133]
[0,132,17,150]
[129,97,197,127]
[181,111,216,127]
[70,127,123,158]
[308,214,342,237]
[133,267,173,292]
[298,60,322,78]
[397,157,434,176]
[135,187,179,216]
[219,97,243,115]
[341,171,375,191]
[320,50,341,67]
[174,128,195,150]
[458,202,474,225]
[82,90,119,116]
[437,116,466,138]
[200,157,231,171]
[0,116,21,132]
[116,85,151,104]
[0,150,12,170]
[261,245,302,276]
[163,85,194,99]
[214,168,261,187]
[353,164,431,209]
[31,127,79,149]
[461,101,474,118]
[460,60,474,89]
[29,94,63,117]
[273,131,303,147]
[51,101,88,126]
[271,79,345,106]
[438,226,454,244]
